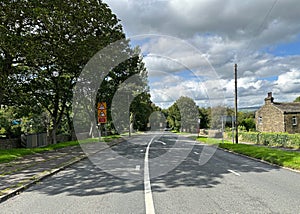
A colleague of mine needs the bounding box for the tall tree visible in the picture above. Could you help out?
[167,96,198,132]
[167,102,181,131]
[1,0,126,143]
[198,107,210,129]
[97,48,149,135]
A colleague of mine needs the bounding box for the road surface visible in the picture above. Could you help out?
[2,132,300,213]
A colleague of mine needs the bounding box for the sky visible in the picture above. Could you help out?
[103,0,300,109]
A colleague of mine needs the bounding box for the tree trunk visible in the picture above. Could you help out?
[66,111,77,141]
[89,120,95,138]
[51,119,58,144]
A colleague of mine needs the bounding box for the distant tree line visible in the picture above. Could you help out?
[162,96,256,132]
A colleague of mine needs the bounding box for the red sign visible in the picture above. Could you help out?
[98,117,107,123]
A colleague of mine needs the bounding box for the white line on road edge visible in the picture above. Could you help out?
[144,136,156,214]
[228,169,241,176]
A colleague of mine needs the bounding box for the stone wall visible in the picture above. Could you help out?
[284,113,300,134]
[208,129,222,138]
[0,138,21,149]
[256,103,285,133]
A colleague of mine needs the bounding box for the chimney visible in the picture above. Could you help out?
[264,92,274,104]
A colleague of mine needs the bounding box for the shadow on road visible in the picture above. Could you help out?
[27,135,279,197]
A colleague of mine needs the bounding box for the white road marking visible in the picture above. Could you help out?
[194,152,199,155]
[144,136,156,214]
[140,149,144,152]
[135,165,140,171]
[155,140,166,145]
[228,169,241,176]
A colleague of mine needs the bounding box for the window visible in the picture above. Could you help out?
[292,116,297,126]
[258,117,262,124]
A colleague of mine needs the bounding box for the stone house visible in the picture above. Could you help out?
[256,92,300,133]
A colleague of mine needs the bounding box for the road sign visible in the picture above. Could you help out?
[98,102,107,124]
[98,102,106,110]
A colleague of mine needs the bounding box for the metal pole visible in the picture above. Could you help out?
[128,93,131,137]
[221,116,224,143]
[234,64,238,144]
[98,124,101,142]
[232,116,235,143]
[198,118,201,137]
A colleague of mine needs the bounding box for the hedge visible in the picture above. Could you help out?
[226,131,300,148]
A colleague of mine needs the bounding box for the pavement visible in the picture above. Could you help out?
[0,138,124,203]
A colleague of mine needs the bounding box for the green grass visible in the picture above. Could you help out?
[196,136,300,171]
[0,135,121,164]
[172,131,198,135]
[196,136,232,144]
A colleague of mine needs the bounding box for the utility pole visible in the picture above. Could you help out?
[234,64,238,144]
[128,93,131,137]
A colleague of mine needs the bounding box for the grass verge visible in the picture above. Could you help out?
[0,135,121,164]
[197,136,300,171]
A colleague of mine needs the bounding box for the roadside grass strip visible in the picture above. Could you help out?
[197,136,300,171]
[0,135,121,164]
[219,143,300,170]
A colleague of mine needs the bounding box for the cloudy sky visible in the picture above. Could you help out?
[103,0,300,109]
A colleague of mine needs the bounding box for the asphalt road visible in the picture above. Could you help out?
[2,132,300,213]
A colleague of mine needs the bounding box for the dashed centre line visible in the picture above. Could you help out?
[228,169,241,176]
[155,140,166,145]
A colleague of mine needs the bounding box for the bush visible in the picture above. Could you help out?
[226,131,300,148]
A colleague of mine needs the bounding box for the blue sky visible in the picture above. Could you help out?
[104,0,300,109]
[265,36,300,56]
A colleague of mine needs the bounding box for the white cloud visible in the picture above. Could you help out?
[104,0,300,108]
[275,69,300,93]
[106,0,300,45]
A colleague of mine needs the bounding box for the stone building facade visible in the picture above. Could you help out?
[256,92,300,133]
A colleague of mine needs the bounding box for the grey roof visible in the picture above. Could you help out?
[273,102,300,113]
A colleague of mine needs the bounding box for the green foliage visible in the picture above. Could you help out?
[240,117,256,131]
[294,96,300,102]
[0,107,22,138]
[238,111,255,131]
[99,52,151,133]
[198,107,210,128]
[176,96,198,132]
[166,96,198,132]
[131,92,154,131]
[165,104,256,131]
[1,0,148,142]
[227,131,300,148]
[167,102,181,131]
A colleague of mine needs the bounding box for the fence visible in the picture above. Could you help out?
[25,133,48,148]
